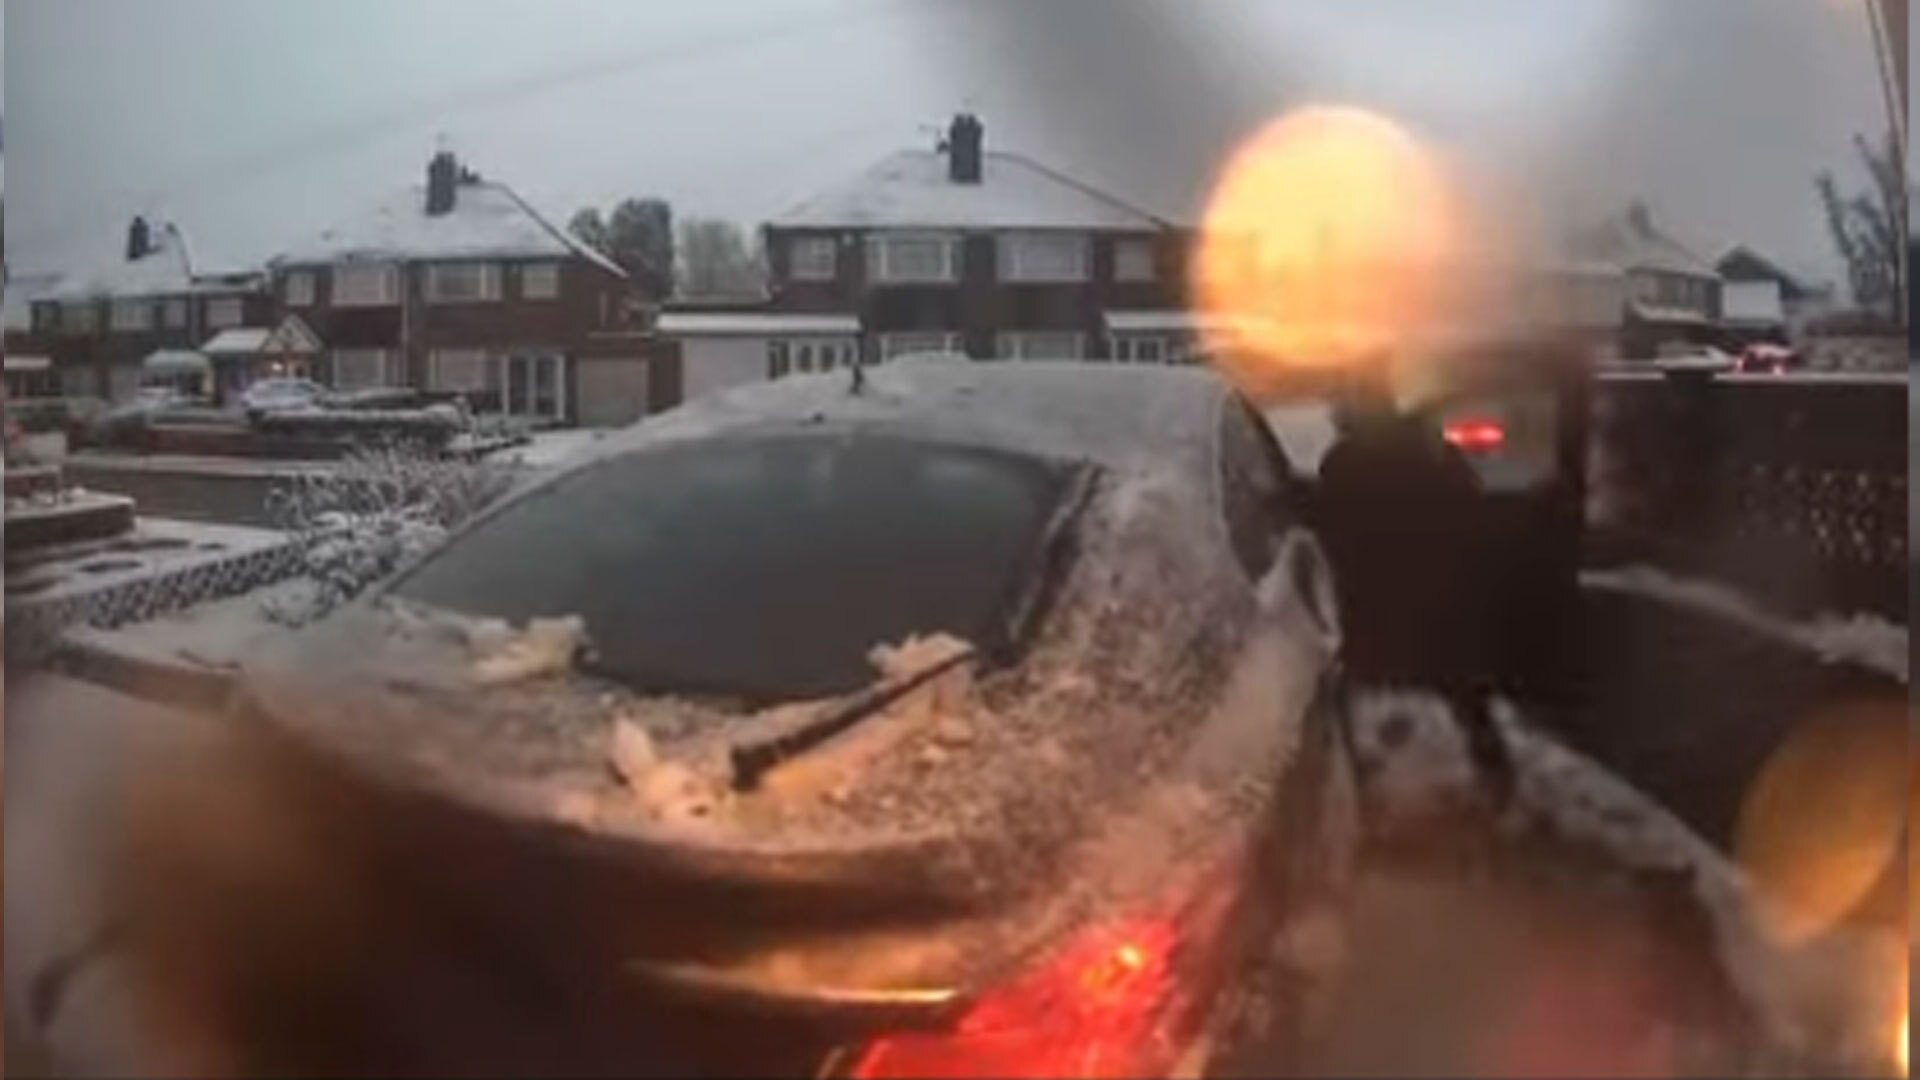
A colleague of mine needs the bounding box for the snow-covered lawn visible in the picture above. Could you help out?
[482,428,611,470]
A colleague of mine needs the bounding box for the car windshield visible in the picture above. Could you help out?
[391,432,1077,703]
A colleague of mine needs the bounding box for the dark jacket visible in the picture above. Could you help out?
[1315,412,1486,687]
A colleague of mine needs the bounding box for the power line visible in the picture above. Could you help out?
[14,0,913,253]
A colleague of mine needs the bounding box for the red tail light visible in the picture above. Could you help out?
[846,866,1241,1080]
[1443,419,1505,452]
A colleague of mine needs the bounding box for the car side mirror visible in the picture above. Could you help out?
[1259,530,1341,654]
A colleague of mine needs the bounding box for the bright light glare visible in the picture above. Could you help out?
[1190,105,1474,388]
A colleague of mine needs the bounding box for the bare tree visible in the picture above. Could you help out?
[1816,130,1906,323]
[675,218,765,298]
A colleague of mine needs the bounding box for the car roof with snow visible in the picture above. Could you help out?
[591,358,1235,477]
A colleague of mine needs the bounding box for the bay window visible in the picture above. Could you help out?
[425,262,503,304]
[789,237,838,282]
[519,262,561,300]
[62,302,99,334]
[997,232,1089,284]
[867,232,960,285]
[331,349,392,390]
[332,262,401,307]
[284,270,316,306]
[1113,239,1157,283]
[110,299,155,332]
[204,297,244,329]
[429,349,492,393]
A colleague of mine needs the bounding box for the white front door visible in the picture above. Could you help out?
[502,351,566,422]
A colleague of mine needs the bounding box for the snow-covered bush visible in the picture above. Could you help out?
[262,444,515,626]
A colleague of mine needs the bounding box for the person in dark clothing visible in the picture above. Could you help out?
[1314,370,1516,810]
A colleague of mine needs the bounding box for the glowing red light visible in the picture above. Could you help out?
[849,919,1184,1079]
[1443,419,1505,451]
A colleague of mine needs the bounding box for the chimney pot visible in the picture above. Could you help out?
[125,216,152,261]
[426,151,459,216]
[947,113,983,184]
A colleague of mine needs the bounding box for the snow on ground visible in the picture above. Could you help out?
[60,579,314,675]
[1342,686,1888,1070]
[7,518,292,607]
[1582,565,1908,683]
[483,428,610,470]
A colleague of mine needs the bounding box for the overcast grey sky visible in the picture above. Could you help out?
[1,0,1891,283]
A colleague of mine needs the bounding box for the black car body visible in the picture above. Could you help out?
[203,359,1358,1077]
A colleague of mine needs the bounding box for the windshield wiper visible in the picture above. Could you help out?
[728,645,977,792]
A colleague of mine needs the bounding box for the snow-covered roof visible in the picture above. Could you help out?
[272,180,626,278]
[45,243,195,301]
[4,354,51,372]
[200,328,274,356]
[657,312,860,337]
[1570,211,1718,279]
[771,149,1166,232]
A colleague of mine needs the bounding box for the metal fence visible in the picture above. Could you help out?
[1588,371,1908,621]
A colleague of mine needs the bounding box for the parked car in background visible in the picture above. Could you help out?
[1735,343,1803,375]
[239,377,328,415]
[131,363,1362,1077]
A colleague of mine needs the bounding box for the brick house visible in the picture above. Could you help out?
[1570,203,1723,360]
[662,114,1195,401]
[28,218,273,403]
[265,151,664,426]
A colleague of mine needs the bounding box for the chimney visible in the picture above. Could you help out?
[1626,201,1654,238]
[947,113,983,184]
[426,150,459,216]
[125,216,152,261]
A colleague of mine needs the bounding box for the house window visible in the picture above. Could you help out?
[997,232,1090,284]
[769,338,856,377]
[429,349,492,393]
[284,270,316,306]
[1114,239,1156,283]
[997,331,1083,361]
[205,297,244,329]
[879,332,962,361]
[1112,335,1165,364]
[331,348,392,390]
[110,300,154,332]
[332,263,401,307]
[425,262,503,304]
[867,233,961,284]
[519,262,561,300]
[789,237,838,282]
[161,299,188,329]
[62,302,99,334]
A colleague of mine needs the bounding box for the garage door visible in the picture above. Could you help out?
[576,356,651,428]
